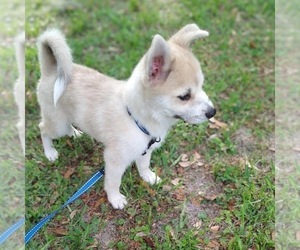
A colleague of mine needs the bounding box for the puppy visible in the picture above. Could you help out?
[37,24,216,209]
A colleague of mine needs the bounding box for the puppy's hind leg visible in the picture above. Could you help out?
[136,151,161,185]
[39,121,59,162]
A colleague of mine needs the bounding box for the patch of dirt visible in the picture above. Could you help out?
[169,151,224,236]
[151,208,181,238]
[93,220,118,249]
[185,201,221,229]
[79,190,122,249]
[185,164,223,202]
[183,162,223,227]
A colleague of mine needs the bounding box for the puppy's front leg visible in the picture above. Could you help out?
[136,151,161,185]
[104,149,128,209]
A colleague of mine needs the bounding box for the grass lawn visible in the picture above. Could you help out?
[25,0,275,249]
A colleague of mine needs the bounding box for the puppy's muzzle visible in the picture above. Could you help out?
[205,107,216,119]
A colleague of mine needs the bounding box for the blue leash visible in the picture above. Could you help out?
[0,168,104,245]
[25,168,104,243]
[0,218,25,244]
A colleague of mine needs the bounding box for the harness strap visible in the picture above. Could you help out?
[127,107,150,136]
[142,137,161,155]
[127,107,161,155]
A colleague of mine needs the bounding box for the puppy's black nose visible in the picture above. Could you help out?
[205,108,216,119]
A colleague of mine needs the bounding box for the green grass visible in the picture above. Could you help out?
[25,0,274,249]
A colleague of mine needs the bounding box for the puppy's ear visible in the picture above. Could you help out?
[145,34,172,85]
[169,24,209,48]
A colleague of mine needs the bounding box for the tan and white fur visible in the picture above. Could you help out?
[37,24,216,209]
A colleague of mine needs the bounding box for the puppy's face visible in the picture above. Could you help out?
[155,45,215,124]
[142,24,215,124]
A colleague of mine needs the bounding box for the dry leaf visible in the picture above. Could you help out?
[207,134,218,141]
[194,152,201,160]
[209,117,228,129]
[70,209,78,219]
[249,41,256,49]
[207,240,220,248]
[193,220,202,229]
[8,177,16,185]
[178,161,190,168]
[228,199,236,211]
[181,154,189,162]
[293,148,300,152]
[197,162,204,167]
[141,181,156,196]
[198,192,218,201]
[296,231,300,240]
[108,46,120,53]
[94,197,107,209]
[172,188,185,201]
[176,166,184,175]
[64,168,75,179]
[66,139,74,148]
[271,231,275,240]
[49,191,59,205]
[61,219,70,225]
[171,178,181,186]
[168,227,175,239]
[211,225,220,233]
[136,232,147,237]
[50,227,68,236]
[143,236,155,248]
[87,240,99,249]
[206,194,219,201]
[162,185,172,191]
[50,182,57,189]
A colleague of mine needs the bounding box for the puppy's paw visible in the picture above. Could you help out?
[141,171,161,185]
[45,148,59,162]
[108,193,128,209]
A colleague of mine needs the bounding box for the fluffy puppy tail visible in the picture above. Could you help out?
[15,32,25,80]
[37,29,73,106]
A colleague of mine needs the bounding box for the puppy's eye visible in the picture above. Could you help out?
[177,93,191,101]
